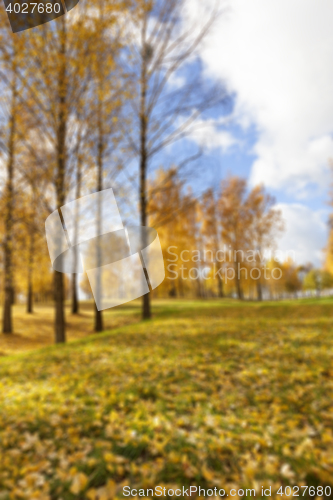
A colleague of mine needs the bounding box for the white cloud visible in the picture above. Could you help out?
[187,118,238,152]
[275,203,328,266]
[193,0,333,193]
[168,73,187,90]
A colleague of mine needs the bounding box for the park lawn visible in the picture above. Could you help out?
[0,301,143,356]
[0,297,331,356]
[0,299,333,499]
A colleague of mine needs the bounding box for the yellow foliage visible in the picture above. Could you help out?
[0,299,332,498]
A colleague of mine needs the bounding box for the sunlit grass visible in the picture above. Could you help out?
[0,301,142,355]
[1,296,332,355]
[0,298,333,499]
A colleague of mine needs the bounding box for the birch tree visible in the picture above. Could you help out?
[123,0,225,319]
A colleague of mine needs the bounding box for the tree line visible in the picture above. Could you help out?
[149,169,333,300]
[0,0,225,341]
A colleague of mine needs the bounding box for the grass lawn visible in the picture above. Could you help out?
[0,299,333,499]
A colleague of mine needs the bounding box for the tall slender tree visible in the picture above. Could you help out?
[2,65,17,333]
[123,0,224,319]
[0,27,24,333]
[17,8,96,342]
[218,177,251,300]
[201,189,224,298]
[86,0,127,332]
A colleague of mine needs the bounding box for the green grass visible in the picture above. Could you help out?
[0,299,333,499]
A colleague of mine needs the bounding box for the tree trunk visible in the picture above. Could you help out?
[256,279,263,301]
[140,13,151,320]
[94,99,104,332]
[2,70,17,334]
[27,232,34,313]
[216,264,224,298]
[72,273,78,314]
[54,271,66,343]
[27,281,33,314]
[94,303,103,332]
[234,261,243,300]
[54,18,67,343]
[71,152,82,315]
